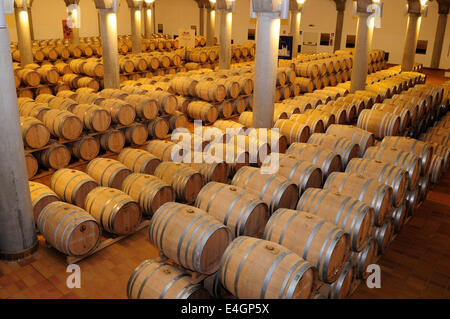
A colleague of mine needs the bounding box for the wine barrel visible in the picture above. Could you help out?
[324,172,392,227]
[357,109,400,139]
[84,187,141,235]
[345,158,409,208]
[391,202,407,233]
[72,104,111,132]
[187,101,219,124]
[308,133,360,167]
[146,140,184,162]
[39,143,71,169]
[364,146,421,190]
[124,124,148,146]
[231,166,299,214]
[99,88,128,101]
[37,67,59,84]
[100,99,136,126]
[149,202,232,274]
[274,119,310,144]
[195,82,227,102]
[290,114,324,134]
[70,136,100,161]
[429,154,444,184]
[286,143,342,180]
[264,209,350,283]
[118,148,161,175]
[350,238,377,279]
[99,129,126,154]
[218,100,234,119]
[219,236,316,299]
[37,202,100,256]
[17,68,40,87]
[373,217,394,255]
[122,173,174,217]
[297,188,374,251]
[261,153,322,194]
[20,116,50,149]
[43,109,83,140]
[29,181,60,222]
[125,95,158,121]
[25,153,39,178]
[86,158,131,189]
[127,259,210,299]
[322,262,354,299]
[195,182,269,238]
[326,125,375,156]
[50,168,99,208]
[169,112,189,131]
[76,93,105,105]
[169,77,198,96]
[380,136,433,176]
[146,91,177,115]
[147,117,170,139]
[154,162,203,204]
[188,160,229,184]
[372,103,411,132]
[18,101,50,121]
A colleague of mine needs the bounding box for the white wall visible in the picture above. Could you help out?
[4,0,449,69]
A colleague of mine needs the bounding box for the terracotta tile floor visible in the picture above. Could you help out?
[351,171,450,299]
[1,68,448,299]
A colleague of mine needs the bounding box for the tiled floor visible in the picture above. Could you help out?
[0,68,448,299]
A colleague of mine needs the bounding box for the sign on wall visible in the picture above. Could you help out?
[279,36,293,60]
[62,20,73,39]
[178,29,195,48]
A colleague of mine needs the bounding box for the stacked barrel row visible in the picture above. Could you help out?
[126,126,351,299]
[20,86,180,178]
[418,111,450,184]
[279,52,355,93]
[335,48,387,74]
[117,68,255,123]
[356,81,443,140]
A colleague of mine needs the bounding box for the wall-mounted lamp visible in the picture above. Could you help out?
[209,0,216,10]
[296,0,305,12]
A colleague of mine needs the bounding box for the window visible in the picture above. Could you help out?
[157,24,163,33]
[416,40,428,54]
[320,33,330,46]
[346,35,356,48]
[248,29,256,41]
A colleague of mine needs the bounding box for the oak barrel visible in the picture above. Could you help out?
[86,158,131,189]
[231,166,299,214]
[50,168,99,208]
[264,209,350,283]
[85,187,141,235]
[118,148,161,175]
[219,236,316,299]
[29,181,60,222]
[121,173,174,217]
[297,188,374,251]
[149,202,232,274]
[195,182,269,238]
[345,158,409,208]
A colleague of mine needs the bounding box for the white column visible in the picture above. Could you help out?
[206,8,216,46]
[350,12,371,93]
[219,9,232,70]
[199,6,205,36]
[0,8,37,260]
[14,8,33,66]
[431,12,448,69]
[253,12,281,128]
[98,9,120,88]
[130,7,142,53]
[401,13,421,72]
[290,8,301,58]
[144,6,153,38]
